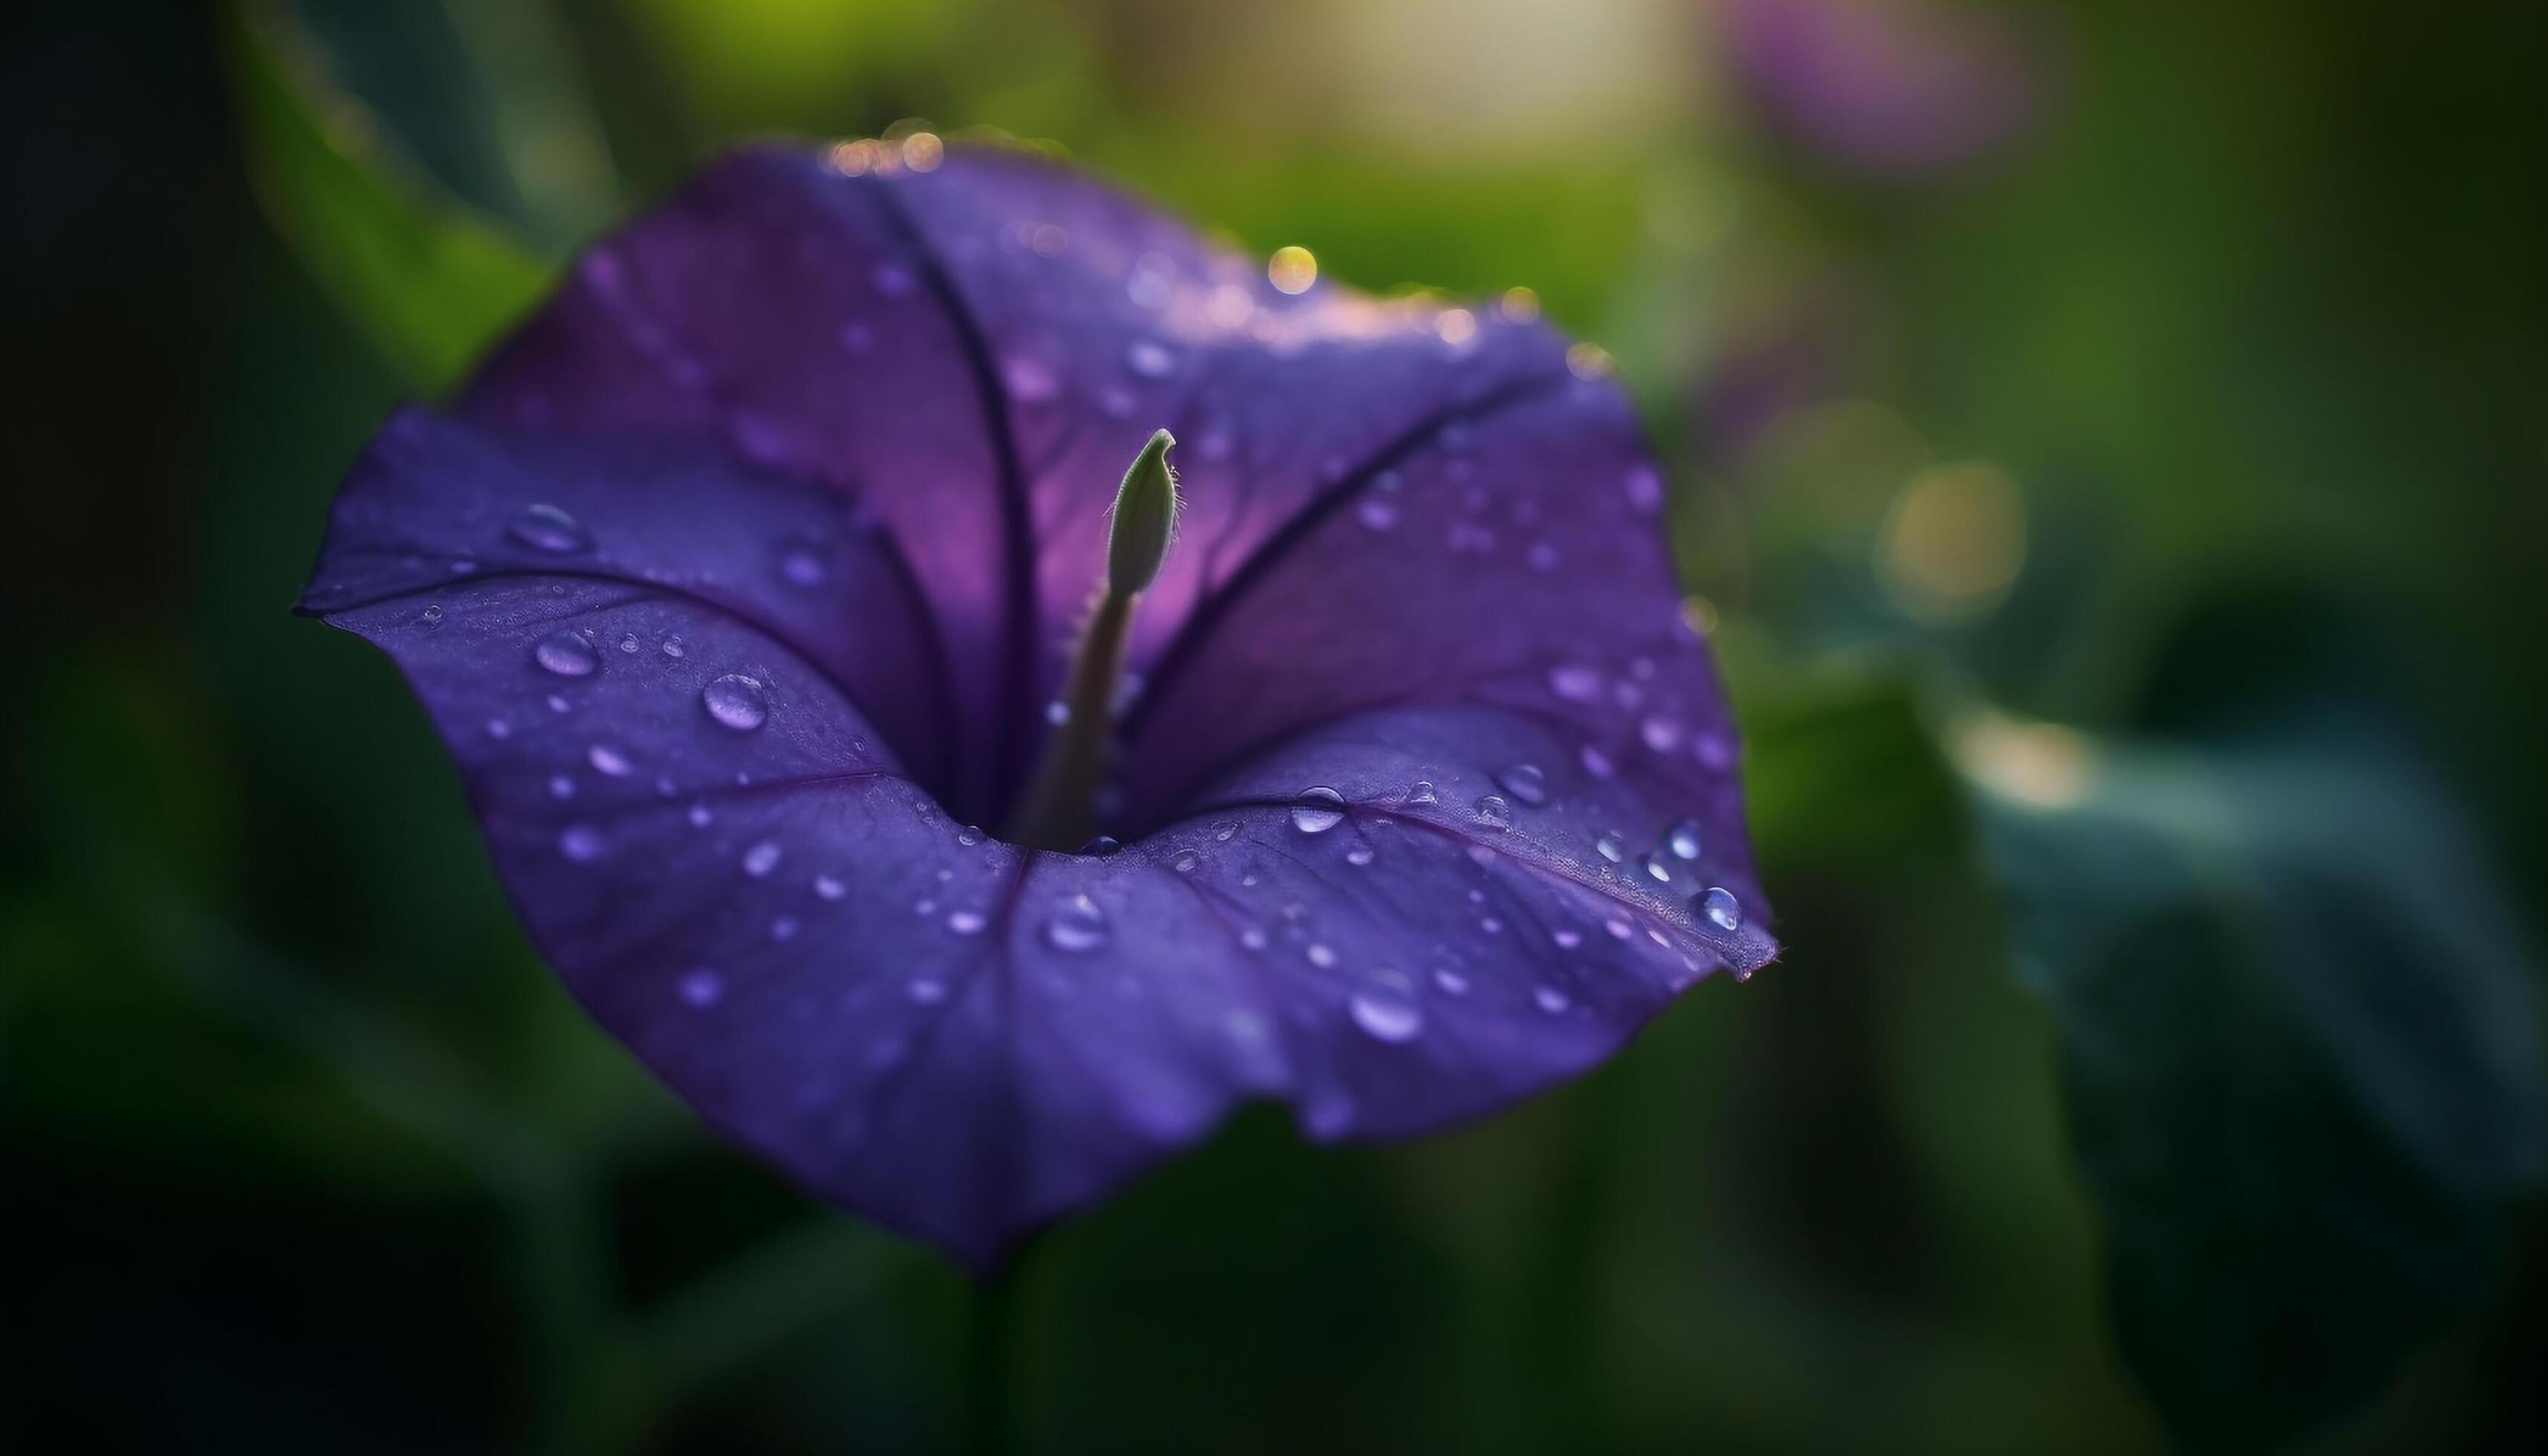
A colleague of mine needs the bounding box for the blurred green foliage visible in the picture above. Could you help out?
[6,0,2544,1452]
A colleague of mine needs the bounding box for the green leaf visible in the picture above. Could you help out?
[222,0,555,391]
[1957,714,2545,1449]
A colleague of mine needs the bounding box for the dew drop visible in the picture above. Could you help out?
[1641,853,1675,885]
[1125,339,1178,378]
[1433,968,1471,995]
[1343,842,1375,867]
[1044,894,1111,953]
[1212,819,1241,842]
[547,775,576,801]
[741,840,782,877]
[1549,663,1602,702]
[1079,835,1122,857]
[1534,985,1571,1014]
[1666,819,1704,860]
[1596,831,1628,863]
[1579,745,1614,779]
[534,631,599,677]
[1475,796,1513,830]
[906,978,949,1005]
[1405,781,1438,805]
[1357,496,1399,531]
[1699,886,1743,932]
[1350,992,1424,1044]
[1495,764,1547,806]
[1605,917,1634,940]
[1553,928,1583,949]
[1290,787,1348,833]
[587,743,634,777]
[686,802,713,828]
[1171,850,1200,873]
[660,635,687,660]
[678,969,724,1007]
[1624,463,1665,515]
[559,824,605,862]
[1306,943,1338,969]
[1238,925,1270,952]
[702,674,770,731]
[770,916,798,942]
[420,604,445,627]
[947,909,987,936]
[1640,715,1685,753]
[813,874,845,900]
[510,503,591,553]
[779,539,828,586]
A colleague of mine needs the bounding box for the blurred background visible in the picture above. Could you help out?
[5,0,2544,1451]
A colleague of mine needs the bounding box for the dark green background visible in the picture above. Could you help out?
[6,1,2543,1451]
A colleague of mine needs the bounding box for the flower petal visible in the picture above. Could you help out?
[305,142,1777,1267]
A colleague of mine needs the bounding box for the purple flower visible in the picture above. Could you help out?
[1722,0,2044,177]
[299,140,1775,1269]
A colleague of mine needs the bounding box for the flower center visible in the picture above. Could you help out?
[1004,429,1178,851]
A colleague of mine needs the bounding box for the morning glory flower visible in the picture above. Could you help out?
[299,139,1776,1269]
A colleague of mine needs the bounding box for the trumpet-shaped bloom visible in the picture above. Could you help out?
[299,141,1775,1268]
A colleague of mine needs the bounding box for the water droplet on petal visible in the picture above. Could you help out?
[1667,819,1704,859]
[1405,781,1438,805]
[535,631,599,677]
[1291,787,1348,833]
[1357,496,1399,531]
[1171,850,1200,873]
[1044,894,1111,952]
[947,909,987,936]
[547,775,576,801]
[702,674,770,730]
[1476,795,1512,829]
[1624,463,1665,515]
[906,978,949,1004]
[1534,985,1571,1014]
[679,969,724,1007]
[510,503,591,553]
[1699,886,1743,932]
[1553,927,1584,949]
[420,603,445,627]
[1213,819,1241,841]
[1495,764,1547,806]
[1549,663,1602,702]
[1350,992,1424,1043]
[687,802,713,828]
[1596,831,1628,863]
[1640,715,1685,753]
[1238,925,1270,952]
[559,824,605,862]
[1078,835,1122,857]
[1343,842,1375,867]
[1125,339,1177,378]
[1306,943,1338,969]
[741,840,782,877]
[1433,968,1470,995]
[1642,852,1675,885]
[813,874,845,900]
[587,743,634,777]
[660,635,687,660]
[779,539,828,586]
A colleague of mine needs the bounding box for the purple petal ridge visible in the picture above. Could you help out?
[300,140,1775,1268]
